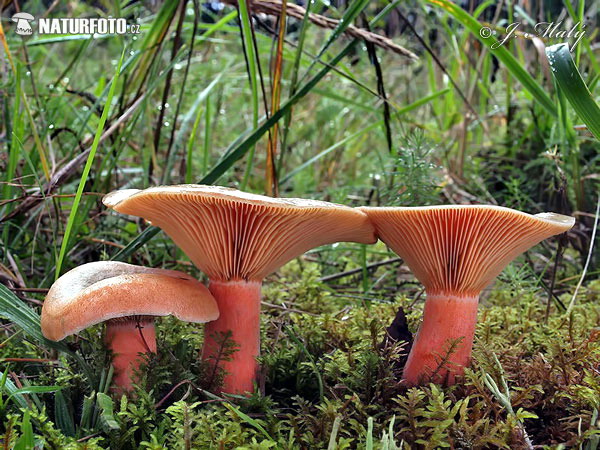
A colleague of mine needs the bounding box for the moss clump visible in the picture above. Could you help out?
[2,261,599,448]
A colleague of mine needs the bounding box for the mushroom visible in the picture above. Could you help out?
[42,261,219,391]
[11,12,34,36]
[359,205,574,386]
[103,185,376,394]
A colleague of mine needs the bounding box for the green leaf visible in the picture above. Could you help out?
[546,43,600,140]
[14,410,33,450]
[96,393,120,431]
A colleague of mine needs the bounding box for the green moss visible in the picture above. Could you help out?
[2,258,600,448]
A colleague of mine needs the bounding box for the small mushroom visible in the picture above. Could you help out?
[360,205,574,386]
[104,185,376,394]
[42,261,219,391]
[11,12,34,36]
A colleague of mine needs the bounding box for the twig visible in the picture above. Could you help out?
[260,301,317,315]
[545,239,565,322]
[566,193,600,314]
[222,0,417,59]
[155,380,192,409]
[319,257,402,282]
[484,353,534,450]
[1,358,57,363]
[135,318,153,354]
[11,288,48,293]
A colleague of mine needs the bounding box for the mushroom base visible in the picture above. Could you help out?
[202,280,262,394]
[105,318,157,391]
[402,293,479,386]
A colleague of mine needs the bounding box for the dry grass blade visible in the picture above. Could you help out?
[222,0,418,60]
[566,193,600,314]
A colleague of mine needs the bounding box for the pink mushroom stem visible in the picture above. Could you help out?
[201,280,262,394]
[402,293,479,386]
[105,318,157,391]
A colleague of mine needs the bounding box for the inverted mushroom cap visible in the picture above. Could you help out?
[360,205,574,296]
[103,185,377,281]
[42,261,219,341]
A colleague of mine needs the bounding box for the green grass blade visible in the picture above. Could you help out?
[280,0,313,165]
[546,43,600,140]
[54,390,76,437]
[55,50,125,278]
[202,95,213,175]
[427,0,557,118]
[238,0,260,190]
[7,386,62,405]
[302,0,371,81]
[2,62,22,210]
[224,403,273,440]
[128,0,179,90]
[0,284,68,353]
[327,416,342,450]
[0,369,28,409]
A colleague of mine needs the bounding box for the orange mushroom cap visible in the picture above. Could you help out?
[360,205,574,297]
[103,185,377,281]
[42,261,219,341]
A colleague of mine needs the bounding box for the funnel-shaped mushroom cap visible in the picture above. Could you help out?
[103,185,376,281]
[360,205,574,296]
[42,262,219,341]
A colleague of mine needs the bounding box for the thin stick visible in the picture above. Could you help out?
[1,358,57,363]
[566,193,600,314]
[221,0,417,59]
[319,257,402,282]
